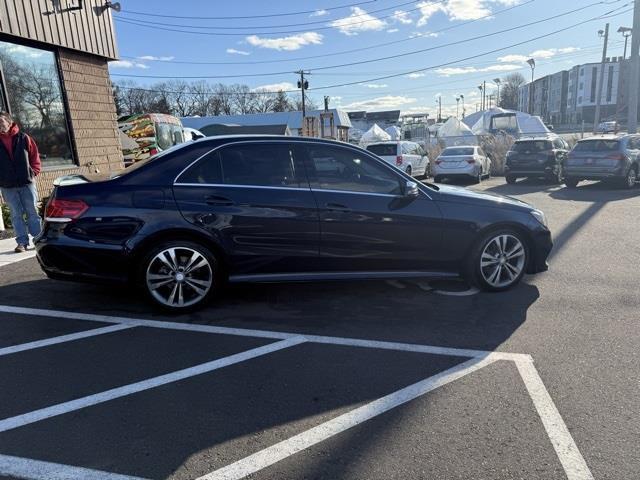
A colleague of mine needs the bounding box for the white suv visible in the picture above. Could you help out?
[366,141,430,178]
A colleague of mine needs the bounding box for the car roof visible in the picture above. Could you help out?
[580,135,622,141]
[515,137,554,142]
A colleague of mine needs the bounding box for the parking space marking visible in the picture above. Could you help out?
[198,355,497,480]
[0,453,150,480]
[0,336,306,434]
[0,305,527,361]
[0,324,134,357]
[517,358,594,480]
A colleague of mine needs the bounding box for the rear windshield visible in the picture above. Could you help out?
[573,140,620,152]
[366,144,398,156]
[512,141,552,152]
[442,147,474,156]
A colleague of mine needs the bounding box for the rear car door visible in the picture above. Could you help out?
[173,141,320,275]
[300,142,443,272]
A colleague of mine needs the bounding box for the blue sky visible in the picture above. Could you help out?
[109,0,633,118]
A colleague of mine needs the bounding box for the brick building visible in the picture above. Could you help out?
[0,0,122,196]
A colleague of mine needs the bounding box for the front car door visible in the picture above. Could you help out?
[173,140,320,275]
[299,142,443,272]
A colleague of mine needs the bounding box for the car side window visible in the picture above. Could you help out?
[177,143,300,187]
[553,139,564,150]
[306,145,403,195]
[401,143,412,155]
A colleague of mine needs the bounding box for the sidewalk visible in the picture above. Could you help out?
[0,237,37,268]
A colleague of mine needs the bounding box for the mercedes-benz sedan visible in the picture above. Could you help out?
[36,136,552,312]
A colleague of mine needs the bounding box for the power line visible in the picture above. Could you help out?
[118,0,381,20]
[110,2,618,80]
[115,0,423,31]
[113,2,434,37]
[119,1,534,66]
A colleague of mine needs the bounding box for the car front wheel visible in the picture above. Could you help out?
[466,230,528,292]
[140,241,219,312]
[621,167,637,189]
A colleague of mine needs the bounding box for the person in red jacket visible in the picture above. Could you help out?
[0,111,42,253]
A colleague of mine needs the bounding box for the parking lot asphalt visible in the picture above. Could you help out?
[0,177,638,479]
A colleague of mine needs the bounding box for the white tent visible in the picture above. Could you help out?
[437,117,478,147]
[359,124,391,147]
[384,126,401,140]
[463,107,552,137]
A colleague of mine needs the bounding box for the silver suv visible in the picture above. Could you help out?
[564,135,640,189]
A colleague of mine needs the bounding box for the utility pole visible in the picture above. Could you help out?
[594,23,609,134]
[296,70,309,118]
[494,78,501,107]
[629,0,640,133]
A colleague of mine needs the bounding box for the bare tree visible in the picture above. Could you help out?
[231,84,255,114]
[252,90,276,113]
[499,73,526,110]
[214,84,234,115]
[189,81,214,116]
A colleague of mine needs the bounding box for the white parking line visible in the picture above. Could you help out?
[0,305,528,361]
[0,324,134,357]
[516,358,594,480]
[198,356,497,480]
[0,453,149,480]
[0,336,306,433]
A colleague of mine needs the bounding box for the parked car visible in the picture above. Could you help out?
[597,121,619,133]
[183,127,206,141]
[433,146,491,184]
[118,113,186,167]
[563,134,640,189]
[365,141,429,178]
[37,137,551,312]
[505,137,569,184]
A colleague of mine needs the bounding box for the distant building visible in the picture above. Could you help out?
[182,109,351,141]
[547,71,568,125]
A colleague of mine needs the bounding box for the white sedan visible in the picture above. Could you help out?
[433,146,491,183]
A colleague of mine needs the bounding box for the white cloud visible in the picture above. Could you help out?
[406,73,426,79]
[252,82,296,92]
[387,28,399,33]
[341,95,416,111]
[226,48,250,56]
[392,10,413,24]
[246,32,323,51]
[330,7,386,36]
[4,45,44,58]
[362,83,388,89]
[310,9,328,17]
[136,55,174,61]
[110,60,149,69]
[417,0,524,26]
[435,63,521,76]
[498,47,580,63]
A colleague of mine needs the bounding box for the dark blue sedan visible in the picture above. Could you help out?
[36,136,552,312]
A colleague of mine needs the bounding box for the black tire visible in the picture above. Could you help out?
[505,175,517,184]
[405,166,412,177]
[464,228,529,292]
[139,240,220,313]
[564,177,579,188]
[620,166,637,189]
[473,171,482,184]
[546,166,562,184]
[434,175,442,183]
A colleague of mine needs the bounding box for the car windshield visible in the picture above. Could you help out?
[366,144,397,156]
[512,141,552,153]
[442,147,474,156]
[573,140,620,152]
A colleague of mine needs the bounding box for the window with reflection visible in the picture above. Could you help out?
[0,40,74,167]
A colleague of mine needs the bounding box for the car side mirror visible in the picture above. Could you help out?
[405,180,419,197]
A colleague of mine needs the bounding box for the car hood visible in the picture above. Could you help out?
[433,184,533,211]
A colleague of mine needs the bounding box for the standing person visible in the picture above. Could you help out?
[0,112,42,253]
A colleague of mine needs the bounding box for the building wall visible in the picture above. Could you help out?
[37,49,122,197]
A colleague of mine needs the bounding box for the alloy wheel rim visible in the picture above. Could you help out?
[480,234,526,288]
[146,247,213,307]
[628,169,636,188]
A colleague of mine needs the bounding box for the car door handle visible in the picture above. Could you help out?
[325,202,351,212]
[205,195,234,206]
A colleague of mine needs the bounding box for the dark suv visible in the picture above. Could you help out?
[564,135,640,188]
[505,137,569,184]
[36,136,552,312]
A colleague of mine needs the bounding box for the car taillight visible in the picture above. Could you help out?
[396,155,403,166]
[465,157,476,164]
[149,148,158,156]
[435,159,442,165]
[45,199,89,222]
[606,153,625,161]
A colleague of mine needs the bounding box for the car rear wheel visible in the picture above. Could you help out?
[141,241,219,312]
[466,229,528,292]
[505,175,517,184]
[564,177,579,188]
[621,167,637,189]
[405,166,412,177]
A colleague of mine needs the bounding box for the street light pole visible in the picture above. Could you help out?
[527,58,535,115]
[629,0,640,133]
[593,23,609,134]
[618,27,632,59]
[460,94,465,118]
[456,96,460,118]
[493,78,501,107]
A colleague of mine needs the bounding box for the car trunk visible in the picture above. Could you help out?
[438,155,472,169]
